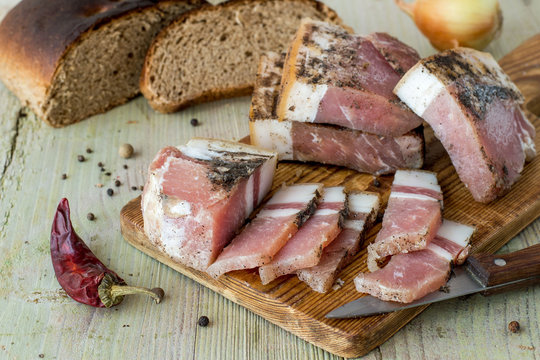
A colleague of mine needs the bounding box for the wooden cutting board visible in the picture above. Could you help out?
[120,35,540,358]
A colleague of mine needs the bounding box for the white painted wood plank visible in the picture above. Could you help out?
[0,1,537,360]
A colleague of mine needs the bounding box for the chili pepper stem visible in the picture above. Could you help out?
[98,273,164,307]
[109,285,165,304]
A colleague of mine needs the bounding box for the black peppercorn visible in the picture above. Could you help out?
[115,180,121,187]
[87,213,95,221]
[131,186,137,191]
[77,155,85,162]
[86,148,93,154]
[98,162,104,167]
[123,164,128,169]
[198,316,209,327]
[105,172,111,176]
[61,174,67,180]
[107,188,114,196]
[190,118,199,126]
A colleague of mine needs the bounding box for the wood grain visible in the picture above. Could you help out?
[120,34,540,358]
[467,244,540,287]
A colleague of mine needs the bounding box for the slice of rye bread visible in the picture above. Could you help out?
[0,0,205,127]
[140,0,345,113]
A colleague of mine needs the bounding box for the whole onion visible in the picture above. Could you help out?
[396,0,503,50]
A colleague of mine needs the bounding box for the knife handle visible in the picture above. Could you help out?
[466,243,540,295]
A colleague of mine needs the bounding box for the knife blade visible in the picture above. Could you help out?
[326,243,540,319]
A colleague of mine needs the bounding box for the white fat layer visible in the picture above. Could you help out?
[166,200,191,217]
[178,144,213,161]
[311,27,337,50]
[343,219,365,231]
[283,82,328,123]
[245,175,254,218]
[257,208,302,218]
[427,243,453,262]
[186,138,276,158]
[394,64,445,116]
[266,184,321,205]
[160,220,186,259]
[437,219,475,247]
[141,172,164,243]
[349,192,380,214]
[393,170,441,193]
[321,186,345,203]
[251,120,293,160]
[390,192,439,202]
[258,157,277,204]
[314,209,339,216]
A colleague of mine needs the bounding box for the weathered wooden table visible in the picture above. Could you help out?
[0,1,538,359]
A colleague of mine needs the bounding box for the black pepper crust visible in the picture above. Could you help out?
[423,49,523,121]
[205,150,271,191]
[294,188,323,227]
[250,52,286,121]
[338,196,349,229]
[294,22,364,88]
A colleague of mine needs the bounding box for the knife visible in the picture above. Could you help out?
[326,243,540,319]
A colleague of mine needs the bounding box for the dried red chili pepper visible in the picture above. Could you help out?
[51,198,164,307]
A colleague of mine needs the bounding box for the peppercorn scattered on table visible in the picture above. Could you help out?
[0,1,538,359]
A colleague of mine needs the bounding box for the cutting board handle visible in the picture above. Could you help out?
[466,243,540,294]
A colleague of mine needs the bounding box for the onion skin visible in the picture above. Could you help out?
[396,0,503,50]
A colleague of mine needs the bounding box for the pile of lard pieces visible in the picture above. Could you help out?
[141,19,535,303]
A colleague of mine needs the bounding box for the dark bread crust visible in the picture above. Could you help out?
[141,0,344,113]
[152,82,254,114]
[0,0,178,84]
[0,0,204,126]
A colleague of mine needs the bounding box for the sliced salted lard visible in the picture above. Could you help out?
[297,191,380,293]
[367,170,443,271]
[395,48,536,203]
[250,52,424,175]
[366,32,423,76]
[355,219,475,303]
[276,19,423,136]
[206,183,323,278]
[141,138,277,272]
[258,186,347,285]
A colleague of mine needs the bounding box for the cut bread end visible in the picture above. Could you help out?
[141,0,344,113]
[39,2,201,127]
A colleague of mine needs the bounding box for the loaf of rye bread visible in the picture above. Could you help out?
[0,0,204,127]
[140,0,345,113]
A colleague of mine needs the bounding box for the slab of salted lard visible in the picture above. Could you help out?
[395,48,536,203]
[276,19,423,136]
[206,183,323,278]
[367,170,443,272]
[249,52,424,175]
[258,186,347,285]
[141,138,277,272]
[297,191,380,293]
[355,219,475,303]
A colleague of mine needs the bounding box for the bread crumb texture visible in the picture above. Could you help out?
[142,0,342,112]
